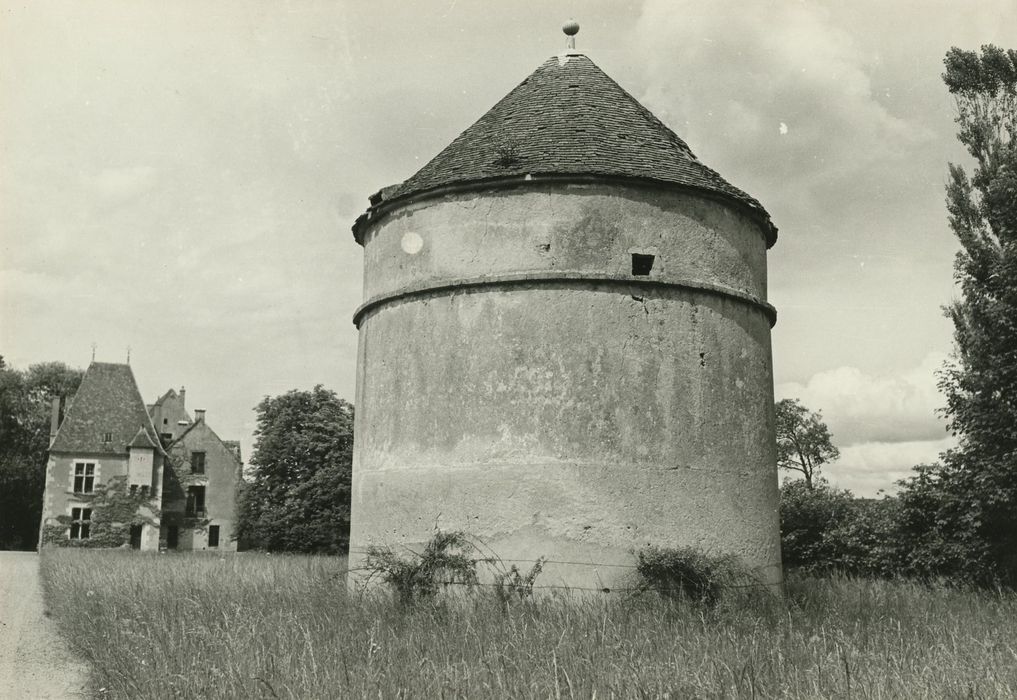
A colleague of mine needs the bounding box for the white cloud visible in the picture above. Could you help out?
[776,352,949,446]
[821,437,954,497]
[632,0,933,214]
[776,353,955,496]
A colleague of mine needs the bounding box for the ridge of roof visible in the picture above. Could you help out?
[354,52,776,246]
[50,362,165,456]
[168,418,199,445]
[152,388,178,408]
[170,419,242,466]
[129,426,158,449]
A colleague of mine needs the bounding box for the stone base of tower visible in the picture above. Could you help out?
[347,459,782,594]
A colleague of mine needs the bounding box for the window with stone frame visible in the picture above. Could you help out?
[73,462,95,494]
[70,507,92,539]
[190,451,206,474]
[186,485,206,516]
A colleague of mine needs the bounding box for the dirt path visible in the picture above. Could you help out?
[0,551,88,699]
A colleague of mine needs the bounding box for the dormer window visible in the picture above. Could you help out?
[102,432,113,443]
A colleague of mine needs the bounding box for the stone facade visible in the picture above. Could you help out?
[40,364,241,552]
[160,412,242,552]
[348,50,782,591]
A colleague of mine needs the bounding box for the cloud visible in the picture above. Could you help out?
[776,352,949,446]
[632,0,933,216]
[776,352,954,495]
[821,437,954,497]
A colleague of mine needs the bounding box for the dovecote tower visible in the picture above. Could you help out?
[349,24,782,591]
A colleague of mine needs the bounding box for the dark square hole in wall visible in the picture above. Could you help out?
[632,253,655,276]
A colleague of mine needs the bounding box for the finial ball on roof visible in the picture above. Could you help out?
[562,19,579,36]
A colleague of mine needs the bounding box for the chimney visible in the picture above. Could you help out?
[179,386,186,408]
[194,409,206,423]
[49,397,62,439]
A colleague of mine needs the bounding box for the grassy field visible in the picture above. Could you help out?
[40,549,1017,699]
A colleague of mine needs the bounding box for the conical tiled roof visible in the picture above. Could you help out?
[50,362,162,455]
[363,52,775,245]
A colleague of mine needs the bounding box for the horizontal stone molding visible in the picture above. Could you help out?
[353,173,778,248]
[352,270,777,328]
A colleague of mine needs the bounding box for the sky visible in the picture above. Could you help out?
[2,0,1015,497]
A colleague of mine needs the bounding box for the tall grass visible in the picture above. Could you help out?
[40,549,1017,699]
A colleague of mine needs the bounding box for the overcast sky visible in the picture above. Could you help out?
[3,1,1015,496]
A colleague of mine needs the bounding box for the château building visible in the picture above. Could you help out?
[40,361,242,552]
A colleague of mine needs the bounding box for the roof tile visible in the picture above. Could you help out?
[50,362,162,455]
[369,53,775,244]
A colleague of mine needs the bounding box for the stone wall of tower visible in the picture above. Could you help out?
[349,181,782,590]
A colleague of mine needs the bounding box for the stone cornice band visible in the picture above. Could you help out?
[353,271,777,328]
[352,174,778,249]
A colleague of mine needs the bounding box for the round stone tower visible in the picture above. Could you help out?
[349,29,781,591]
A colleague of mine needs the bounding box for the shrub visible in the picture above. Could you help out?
[893,463,1000,586]
[780,479,905,579]
[633,546,757,607]
[363,530,482,605]
[779,479,855,572]
[826,497,904,579]
[492,558,545,607]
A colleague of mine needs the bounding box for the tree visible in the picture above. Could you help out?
[0,360,83,549]
[236,386,354,554]
[774,398,839,490]
[779,479,903,578]
[896,45,1017,585]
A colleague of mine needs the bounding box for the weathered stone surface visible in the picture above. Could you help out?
[349,182,782,591]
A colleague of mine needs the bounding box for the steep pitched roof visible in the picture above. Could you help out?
[170,419,242,466]
[222,440,243,463]
[151,388,178,409]
[128,427,158,449]
[361,52,775,245]
[50,362,163,455]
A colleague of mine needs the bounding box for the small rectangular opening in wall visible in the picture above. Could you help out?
[632,253,655,276]
[208,525,220,548]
